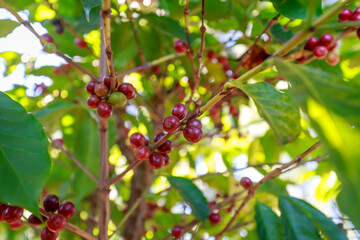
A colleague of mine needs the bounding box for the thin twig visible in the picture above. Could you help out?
[106,160,142,187]
[184,0,197,89]
[194,0,206,91]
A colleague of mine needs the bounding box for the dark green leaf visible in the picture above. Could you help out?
[0,20,20,38]
[80,0,101,21]
[0,92,51,214]
[168,176,209,221]
[231,82,301,145]
[269,0,321,19]
[270,24,294,43]
[255,202,284,240]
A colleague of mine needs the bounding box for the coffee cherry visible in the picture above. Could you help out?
[319,33,334,48]
[154,133,165,143]
[2,206,23,223]
[240,177,253,190]
[173,40,187,54]
[28,214,43,226]
[313,46,328,59]
[163,116,180,133]
[327,42,337,51]
[338,8,352,21]
[53,139,64,149]
[232,73,240,79]
[42,34,54,43]
[134,146,151,161]
[158,140,172,154]
[87,95,101,109]
[41,227,58,240]
[53,67,62,75]
[64,63,71,71]
[183,126,203,143]
[357,28,360,40]
[55,26,64,35]
[208,213,221,225]
[149,153,164,169]
[94,84,110,98]
[109,92,127,107]
[75,38,87,48]
[118,83,137,99]
[152,65,161,74]
[217,56,228,64]
[186,119,202,129]
[351,13,360,21]
[9,220,24,230]
[230,105,239,117]
[304,37,319,51]
[171,225,183,238]
[47,214,66,232]
[103,75,111,88]
[222,63,231,72]
[161,153,170,166]
[326,52,340,66]
[58,202,76,219]
[354,7,360,15]
[130,133,148,147]
[44,195,60,213]
[209,106,220,118]
[97,101,113,118]
[85,80,98,95]
[171,103,187,120]
[207,50,216,60]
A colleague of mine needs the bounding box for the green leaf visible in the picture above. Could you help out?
[278,197,322,240]
[0,20,20,38]
[269,0,321,19]
[80,0,101,21]
[0,92,51,214]
[275,59,360,127]
[284,196,347,240]
[270,24,294,43]
[255,202,284,240]
[167,176,209,221]
[231,82,301,145]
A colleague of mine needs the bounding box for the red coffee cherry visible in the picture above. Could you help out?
[319,33,334,48]
[208,213,221,225]
[118,83,137,99]
[149,153,164,169]
[75,38,87,48]
[9,220,24,230]
[43,195,60,213]
[103,75,111,88]
[304,37,319,51]
[134,146,151,161]
[130,133,148,147]
[153,132,166,143]
[41,227,58,240]
[0,204,8,222]
[152,65,161,74]
[157,140,172,154]
[186,119,202,129]
[161,153,170,166]
[2,206,23,223]
[173,40,187,54]
[58,202,76,219]
[217,56,228,64]
[28,214,43,226]
[207,50,216,60]
[97,101,113,118]
[85,80,98,95]
[55,24,63,34]
[222,63,231,72]
[94,84,110,98]
[52,139,64,149]
[240,177,253,190]
[171,225,183,238]
[313,46,328,59]
[163,116,180,133]
[338,8,352,21]
[326,52,340,66]
[327,42,337,51]
[53,67,62,75]
[42,34,54,43]
[47,214,66,233]
[183,126,203,143]
[351,13,360,21]
[87,95,101,109]
[171,103,187,120]
[354,7,360,15]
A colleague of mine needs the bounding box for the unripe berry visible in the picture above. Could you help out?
[94,84,110,98]
[313,46,328,59]
[338,8,352,21]
[43,195,60,213]
[118,83,137,99]
[171,225,183,238]
[171,103,187,120]
[326,52,340,66]
[149,153,164,169]
[130,133,148,147]
[158,140,172,154]
[319,33,334,48]
[58,202,76,219]
[183,126,203,143]
[87,95,101,108]
[135,146,151,161]
[186,119,202,129]
[47,214,66,232]
[163,116,180,132]
[173,40,187,54]
[97,101,112,118]
[75,38,87,48]
[41,227,58,240]
[240,177,253,190]
[208,213,221,225]
[109,92,127,107]
[304,37,319,51]
[85,80,98,95]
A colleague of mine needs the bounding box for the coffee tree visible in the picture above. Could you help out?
[0,0,359,239]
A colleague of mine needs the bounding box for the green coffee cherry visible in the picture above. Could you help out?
[109,92,127,107]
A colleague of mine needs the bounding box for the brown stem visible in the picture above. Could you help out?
[194,0,206,91]
[39,208,97,240]
[106,160,142,187]
[215,141,321,239]
[184,0,197,89]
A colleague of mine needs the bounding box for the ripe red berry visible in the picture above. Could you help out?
[326,52,340,66]
[304,37,319,51]
[149,153,164,169]
[327,42,337,51]
[130,133,148,147]
[97,101,112,118]
[64,63,71,71]
[118,83,137,99]
[152,65,161,74]
[28,214,43,226]
[55,24,63,34]
[207,50,216,60]
[186,119,202,129]
[53,67,62,75]
[232,73,240,79]
[183,126,203,143]
[171,225,183,238]
[171,103,187,120]
[208,213,221,225]
[85,80,98,95]
[42,34,54,43]
[240,177,253,190]
[230,105,239,117]
[222,63,231,72]
[158,140,172,154]
[103,75,111,88]
[94,84,110,98]
[9,220,24,230]
[354,7,360,15]
[153,133,166,143]
[47,214,66,232]
[58,202,76,219]
[173,40,187,54]
[41,227,58,240]
[319,34,334,48]
[313,45,328,59]
[87,95,101,109]
[0,204,8,221]
[163,116,180,132]
[338,8,352,21]
[161,153,170,166]
[351,13,360,21]
[75,38,87,48]
[2,206,23,223]
[217,56,228,64]
[52,139,64,149]
[209,106,220,118]
[134,146,151,161]
[43,195,60,213]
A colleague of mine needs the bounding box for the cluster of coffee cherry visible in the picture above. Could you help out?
[86,75,137,118]
[338,7,360,39]
[303,33,338,65]
[50,19,64,35]
[0,203,25,230]
[207,50,238,77]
